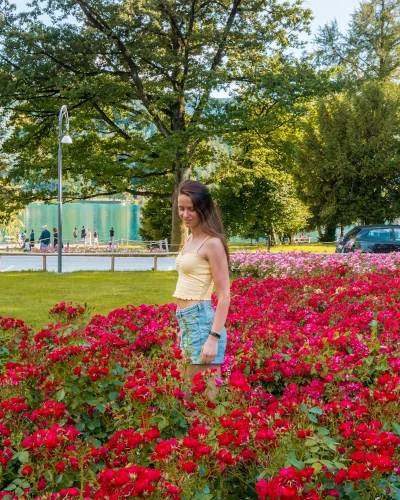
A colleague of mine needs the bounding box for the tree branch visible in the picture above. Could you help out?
[76,0,172,138]
[190,0,242,125]
[92,103,132,140]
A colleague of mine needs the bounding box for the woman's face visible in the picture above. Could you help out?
[178,194,201,229]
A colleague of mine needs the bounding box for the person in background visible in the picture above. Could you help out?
[93,229,99,248]
[81,226,86,245]
[73,227,78,243]
[23,238,30,252]
[30,229,35,249]
[53,228,58,249]
[110,227,115,246]
[87,228,92,246]
[38,225,51,249]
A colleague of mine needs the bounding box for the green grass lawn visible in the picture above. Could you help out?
[0,271,177,331]
[0,244,335,330]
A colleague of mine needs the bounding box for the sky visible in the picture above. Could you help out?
[306,0,359,33]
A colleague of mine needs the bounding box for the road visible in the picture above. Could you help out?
[0,254,177,273]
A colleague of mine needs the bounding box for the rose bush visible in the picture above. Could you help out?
[230,250,400,279]
[0,255,400,498]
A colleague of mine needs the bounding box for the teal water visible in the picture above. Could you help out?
[20,202,142,244]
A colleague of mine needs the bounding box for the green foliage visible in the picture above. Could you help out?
[138,198,172,242]
[213,150,310,240]
[315,0,400,83]
[208,54,331,241]
[294,82,400,227]
[0,0,312,243]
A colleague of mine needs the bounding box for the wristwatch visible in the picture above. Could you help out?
[209,330,221,340]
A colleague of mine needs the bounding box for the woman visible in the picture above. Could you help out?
[173,180,230,394]
[93,229,99,247]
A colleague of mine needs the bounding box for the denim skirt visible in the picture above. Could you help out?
[176,301,227,365]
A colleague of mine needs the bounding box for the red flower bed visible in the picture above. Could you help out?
[0,270,400,498]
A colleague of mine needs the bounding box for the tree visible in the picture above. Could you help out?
[0,0,312,246]
[138,198,172,243]
[208,55,329,241]
[294,82,400,230]
[315,0,400,82]
[213,149,310,241]
[0,110,24,223]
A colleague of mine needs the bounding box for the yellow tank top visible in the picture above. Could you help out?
[173,236,214,301]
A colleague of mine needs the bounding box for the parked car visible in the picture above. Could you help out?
[335,225,400,253]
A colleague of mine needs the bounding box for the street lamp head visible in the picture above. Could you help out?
[61,134,73,144]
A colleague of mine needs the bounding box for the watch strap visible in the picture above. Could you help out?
[209,330,221,340]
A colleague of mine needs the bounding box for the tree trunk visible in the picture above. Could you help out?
[321,223,337,242]
[170,161,190,250]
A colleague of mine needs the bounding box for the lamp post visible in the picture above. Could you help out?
[122,200,130,247]
[58,105,73,274]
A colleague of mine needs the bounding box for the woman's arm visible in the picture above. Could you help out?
[200,238,230,364]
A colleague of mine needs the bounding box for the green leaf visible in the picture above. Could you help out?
[299,404,308,413]
[96,404,106,413]
[17,451,29,463]
[203,486,210,494]
[344,482,353,494]
[257,470,267,481]
[14,488,24,497]
[308,414,318,423]
[309,407,323,415]
[305,439,317,447]
[312,462,322,474]
[109,392,119,401]
[290,456,305,469]
[43,470,53,482]
[156,416,168,430]
[56,389,66,402]
[392,422,400,436]
[316,427,330,435]
[214,405,225,417]
[305,458,319,464]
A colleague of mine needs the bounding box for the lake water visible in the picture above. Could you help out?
[18,201,342,246]
[20,202,142,244]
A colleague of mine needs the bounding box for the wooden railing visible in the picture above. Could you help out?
[0,252,179,272]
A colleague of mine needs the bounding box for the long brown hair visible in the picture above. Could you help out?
[178,180,229,261]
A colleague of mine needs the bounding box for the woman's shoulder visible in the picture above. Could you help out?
[204,235,225,254]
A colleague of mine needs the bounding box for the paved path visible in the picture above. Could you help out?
[0,255,177,273]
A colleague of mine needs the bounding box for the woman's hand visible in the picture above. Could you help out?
[201,336,219,364]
